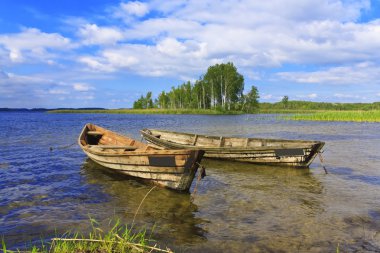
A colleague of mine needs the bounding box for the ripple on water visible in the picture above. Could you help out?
[1,112,380,252]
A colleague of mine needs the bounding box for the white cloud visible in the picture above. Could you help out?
[121,1,149,17]
[296,93,318,99]
[333,93,366,99]
[156,38,186,56]
[49,89,69,95]
[0,28,71,63]
[262,94,273,100]
[72,0,379,81]
[79,56,116,72]
[73,83,94,91]
[2,0,380,107]
[308,93,318,99]
[78,24,124,45]
[276,62,380,86]
[79,42,208,77]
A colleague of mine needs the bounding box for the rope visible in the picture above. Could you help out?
[191,163,206,201]
[131,186,156,228]
[318,152,328,174]
[49,142,76,151]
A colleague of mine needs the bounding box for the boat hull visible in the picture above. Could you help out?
[141,129,324,167]
[78,124,204,191]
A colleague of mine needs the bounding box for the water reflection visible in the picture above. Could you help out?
[173,160,329,252]
[81,159,208,246]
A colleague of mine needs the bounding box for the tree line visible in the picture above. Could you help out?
[133,62,260,113]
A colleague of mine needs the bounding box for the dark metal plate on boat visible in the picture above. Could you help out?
[148,156,177,167]
[275,148,304,157]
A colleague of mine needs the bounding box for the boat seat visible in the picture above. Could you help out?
[88,145,137,151]
[87,131,103,136]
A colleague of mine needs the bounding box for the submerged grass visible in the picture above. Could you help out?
[1,218,172,253]
[48,108,243,115]
[285,110,380,122]
[1,186,171,253]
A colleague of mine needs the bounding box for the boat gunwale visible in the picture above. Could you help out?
[140,129,324,152]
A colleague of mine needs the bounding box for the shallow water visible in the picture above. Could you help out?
[1,112,380,252]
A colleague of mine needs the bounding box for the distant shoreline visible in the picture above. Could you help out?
[47,108,243,115]
[2,107,380,122]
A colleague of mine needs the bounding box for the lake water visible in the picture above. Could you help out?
[1,112,380,252]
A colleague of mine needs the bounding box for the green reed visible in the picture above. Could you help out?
[285,110,380,122]
[0,218,171,253]
[1,186,171,253]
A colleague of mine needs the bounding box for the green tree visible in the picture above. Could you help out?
[242,85,260,113]
[203,62,244,110]
[133,95,145,109]
[146,92,153,108]
[282,96,289,109]
[157,91,169,109]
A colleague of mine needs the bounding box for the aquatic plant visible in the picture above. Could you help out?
[284,110,380,122]
[1,187,172,253]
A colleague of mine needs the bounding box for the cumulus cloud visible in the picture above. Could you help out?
[0,28,72,63]
[78,24,124,45]
[121,1,149,17]
[2,0,380,107]
[73,0,379,80]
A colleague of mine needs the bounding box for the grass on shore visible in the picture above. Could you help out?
[285,110,380,122]
[48,108,243,115]
[1,218,172,253]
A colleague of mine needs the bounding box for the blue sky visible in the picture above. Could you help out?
[0,0,380,108]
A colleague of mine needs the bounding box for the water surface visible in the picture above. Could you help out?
[1,112,380,252]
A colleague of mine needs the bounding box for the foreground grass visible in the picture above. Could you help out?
[1,187,170,253]
[286,110,380,122]
[1,218,171,253]
[49,108,243,115]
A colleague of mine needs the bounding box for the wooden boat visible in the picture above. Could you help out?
[78,124,204,191]
[140,129,325,167]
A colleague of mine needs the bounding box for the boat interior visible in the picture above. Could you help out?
[144,129,322,149]
[80,124,154,152]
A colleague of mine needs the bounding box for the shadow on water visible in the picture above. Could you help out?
[329,166,380,186]
[80,159,208,247]
[177,159,331,252]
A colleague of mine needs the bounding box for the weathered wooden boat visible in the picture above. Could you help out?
[78,124,204,191]
[140,129,325,167]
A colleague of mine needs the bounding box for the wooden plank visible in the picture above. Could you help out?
[89,145,137,150]
[87,131,103,136]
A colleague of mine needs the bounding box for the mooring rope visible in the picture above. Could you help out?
[49,142,76,151]
[191,163,206,201]
[318,151,328,174]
